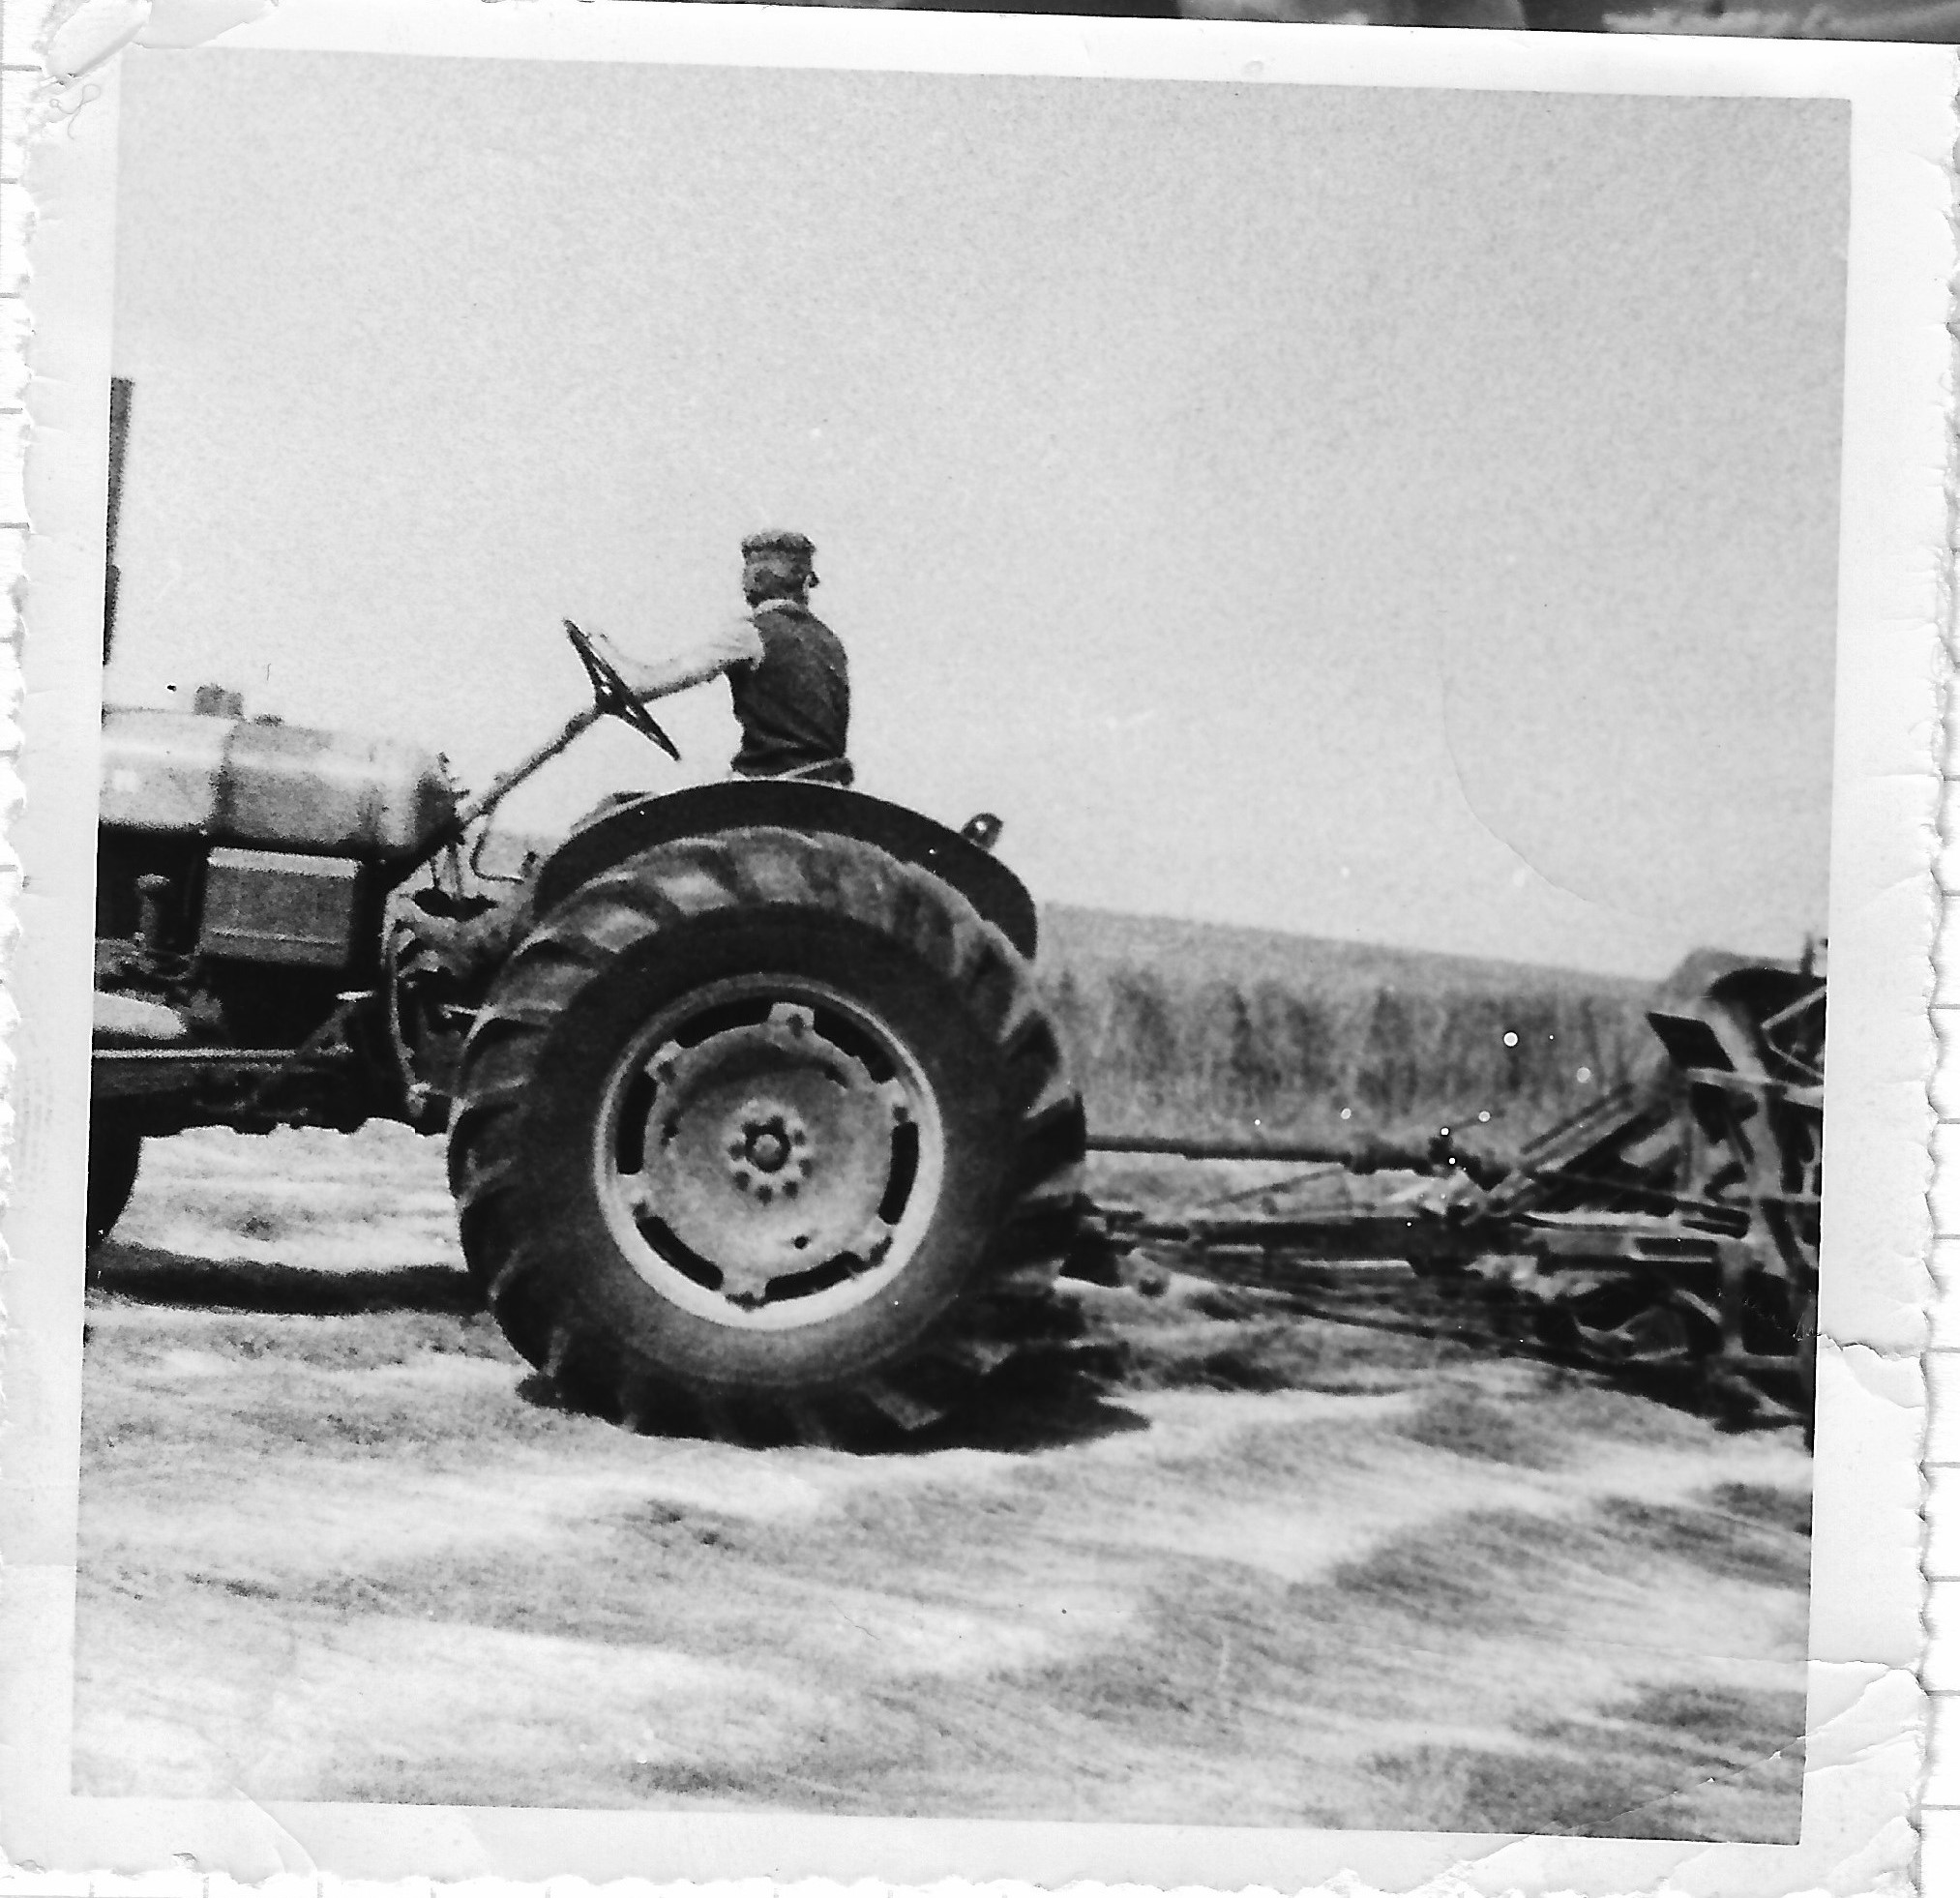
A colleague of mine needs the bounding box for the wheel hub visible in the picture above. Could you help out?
[599,985,943,1329]
[728,1108,809,1189]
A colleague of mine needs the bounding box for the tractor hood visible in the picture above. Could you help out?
[100,705,455,861]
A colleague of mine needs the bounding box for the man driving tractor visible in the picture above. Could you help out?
[397,530,854,991]
[587,529,853,786]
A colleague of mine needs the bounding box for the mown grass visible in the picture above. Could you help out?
[1598,1496,1813,1591]
[75,1128,1813,1831]
[76,1241,1814,1832]
[1396,1381,1572,1468]
[1037,903,1655,1158]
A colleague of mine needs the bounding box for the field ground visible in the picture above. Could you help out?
[75,1126,1811,1836]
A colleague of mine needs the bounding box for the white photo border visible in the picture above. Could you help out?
[1,6,1948,1891]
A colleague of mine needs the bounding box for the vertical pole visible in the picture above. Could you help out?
[103,375,132,665]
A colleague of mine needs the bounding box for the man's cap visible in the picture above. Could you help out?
[741,529,817,567]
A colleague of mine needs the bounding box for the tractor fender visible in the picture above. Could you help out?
[530,782,1041,960]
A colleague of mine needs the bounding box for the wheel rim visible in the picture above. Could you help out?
[595,974,947,1330]
[1558,1279,1700,1365]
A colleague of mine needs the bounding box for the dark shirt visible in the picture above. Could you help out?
[727,600,851,777]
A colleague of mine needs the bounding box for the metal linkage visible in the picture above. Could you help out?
[1080,960,1826,1429]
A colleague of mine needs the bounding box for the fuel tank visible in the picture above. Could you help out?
[100,706,454,861]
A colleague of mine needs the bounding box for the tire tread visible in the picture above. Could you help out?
[448,825,1084,1444]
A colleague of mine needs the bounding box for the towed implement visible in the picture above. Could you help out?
[1078,954,1825,1429]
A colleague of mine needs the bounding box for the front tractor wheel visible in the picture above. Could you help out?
[87,1118,143,1248]
[447,828,1085,1444]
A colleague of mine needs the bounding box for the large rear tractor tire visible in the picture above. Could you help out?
[447,827,1086,1444]
[87,1118,143,1248]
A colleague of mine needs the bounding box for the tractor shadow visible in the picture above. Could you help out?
[92,1239,1154,1455]
[86,1239,482,1320]
[907,1345,1151,1454]
[514,1344,1152,1457]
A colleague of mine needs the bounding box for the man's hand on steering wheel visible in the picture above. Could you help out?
[563,619,681,759]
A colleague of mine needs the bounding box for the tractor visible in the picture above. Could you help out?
[89,616,1087,1446]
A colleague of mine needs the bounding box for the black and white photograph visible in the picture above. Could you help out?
[0,5,1945,1891]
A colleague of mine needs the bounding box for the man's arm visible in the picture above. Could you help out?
[589,617,763,702]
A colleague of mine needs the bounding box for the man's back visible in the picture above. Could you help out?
[728,599,850,779]
[585,528,853,783]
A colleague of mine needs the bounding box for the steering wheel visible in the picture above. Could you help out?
[564,619,681,760]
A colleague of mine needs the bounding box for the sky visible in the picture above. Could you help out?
[104,48,1850,978]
